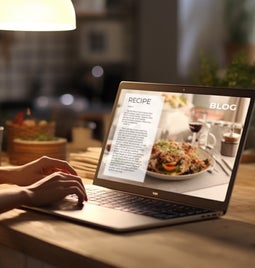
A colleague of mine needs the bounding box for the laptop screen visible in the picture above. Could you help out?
[96,82,253,203]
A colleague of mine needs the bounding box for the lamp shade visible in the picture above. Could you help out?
[0,0,76,31]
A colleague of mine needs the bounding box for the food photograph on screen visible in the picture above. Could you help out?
[98,88,250,202]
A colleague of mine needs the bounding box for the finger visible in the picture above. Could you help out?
[43,172,85,189]
[40,157,78,176]
[59,174,86,193]
[57,178,87,201]
[38,172,87,202]
[43,167,73,175]
[63,186,88,203]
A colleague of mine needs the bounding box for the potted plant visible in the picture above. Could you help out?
[224,0,255,63]
[194,51,255,87]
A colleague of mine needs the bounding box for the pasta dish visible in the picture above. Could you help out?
[147,140,211,176]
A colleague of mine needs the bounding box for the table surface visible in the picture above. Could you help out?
[0,164,255,268]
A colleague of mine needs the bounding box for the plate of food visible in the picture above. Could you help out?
[146,140,213,180]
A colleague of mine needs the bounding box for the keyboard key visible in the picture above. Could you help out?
[86,186,212,220]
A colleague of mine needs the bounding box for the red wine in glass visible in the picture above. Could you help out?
[189,122,202,132]
[189,121,202,145]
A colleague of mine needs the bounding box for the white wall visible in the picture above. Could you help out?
[178,0,225,80]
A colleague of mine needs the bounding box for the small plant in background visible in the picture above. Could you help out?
[222,53,255,88]
[193,51,255,89]
[193,52,220,87]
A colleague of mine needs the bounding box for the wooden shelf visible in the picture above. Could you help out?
[76,8,134,20]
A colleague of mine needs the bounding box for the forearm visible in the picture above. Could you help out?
[0,166,24,185]
[0,187,28,213]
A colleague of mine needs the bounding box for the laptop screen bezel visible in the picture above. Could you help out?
[93,81,255,212]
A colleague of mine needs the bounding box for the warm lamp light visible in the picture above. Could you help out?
[0,0,76,31]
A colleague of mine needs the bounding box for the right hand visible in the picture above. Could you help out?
[23,171,87,207]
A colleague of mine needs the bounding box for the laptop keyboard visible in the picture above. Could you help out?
[86,185,212,220]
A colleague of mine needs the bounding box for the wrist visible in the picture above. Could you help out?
[0,166,22,185]
[0,187,30,213]
[19,187,32,206]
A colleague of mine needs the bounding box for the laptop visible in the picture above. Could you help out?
[27,81,255,232]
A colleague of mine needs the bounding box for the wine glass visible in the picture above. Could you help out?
[188,108,203,146]
[189,121,202,145]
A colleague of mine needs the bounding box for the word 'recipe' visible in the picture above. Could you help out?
[128,97,152,104]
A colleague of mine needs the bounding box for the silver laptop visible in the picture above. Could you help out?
[28,81,255,232]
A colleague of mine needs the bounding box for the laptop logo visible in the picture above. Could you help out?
[152,191,159,197]
[209,102,237,111]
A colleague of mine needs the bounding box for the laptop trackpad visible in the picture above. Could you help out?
[45,201,162,232]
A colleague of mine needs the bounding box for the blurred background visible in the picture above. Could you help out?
[0,0,254,146]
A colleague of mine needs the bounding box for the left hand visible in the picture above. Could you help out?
[10,156,78,186]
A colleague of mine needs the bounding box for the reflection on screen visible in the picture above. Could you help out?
[98,89,250,202]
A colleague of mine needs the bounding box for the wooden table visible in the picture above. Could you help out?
[0,164,255,268]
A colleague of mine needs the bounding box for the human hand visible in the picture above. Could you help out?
[11,156,78,186]
[23,171,87,207]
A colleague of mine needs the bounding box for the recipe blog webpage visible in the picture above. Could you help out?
[98,88,250,201]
